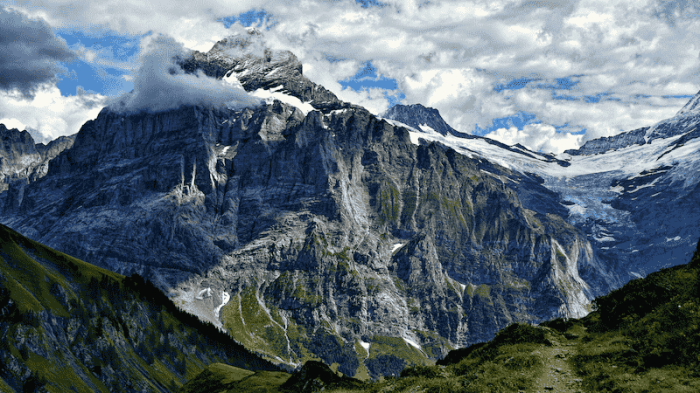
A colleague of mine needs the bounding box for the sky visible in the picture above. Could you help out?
[0,1,699,154]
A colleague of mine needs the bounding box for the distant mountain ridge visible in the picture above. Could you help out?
[383,92,700,282]
[0,124,74,211]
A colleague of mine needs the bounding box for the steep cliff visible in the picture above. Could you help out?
[0,124,74,211]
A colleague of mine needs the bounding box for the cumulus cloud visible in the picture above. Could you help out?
[0,86,106,142]
[6,0,700,149]
[109,35,262,113]
[0,7,76,98]
[484,123,583,155]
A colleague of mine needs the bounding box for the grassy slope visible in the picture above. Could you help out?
[181,240,700,393]
[0,224,277,393]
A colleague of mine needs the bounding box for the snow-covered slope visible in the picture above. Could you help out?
[383,99,700,280]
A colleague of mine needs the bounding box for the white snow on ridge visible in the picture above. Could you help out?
[391,243,404,253]
[252,87,315,115]
[419,123,436,133]
[565,204,587,216]
[385,113,700,185]
[628,177,660,193]
[594,236,616,242]
[223,71,245,89]
[359,340,370,352]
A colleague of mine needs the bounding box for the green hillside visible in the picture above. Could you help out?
[180,239,700,393]
[0,224,277,392]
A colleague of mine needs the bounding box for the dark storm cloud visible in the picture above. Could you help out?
[0,8,77,98]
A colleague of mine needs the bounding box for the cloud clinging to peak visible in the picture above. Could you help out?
[109,35,262,113]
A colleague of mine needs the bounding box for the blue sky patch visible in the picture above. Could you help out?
[473,111,584,137]
[56,29,142,96]
[494,77,536,92]
[340,61,400,91]
[340,61,404,108]
[385,92,405,107]
[219,10,274,29]
[473,112,539,136]
[56,59,133,96]
[553,94,580,101]
[356,0,385,8]
[662,94,694,99]
[535,76,581,90]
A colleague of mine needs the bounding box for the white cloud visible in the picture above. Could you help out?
[108,35,262,113]
[485,123,582,155]
[0,86,105,143]
[3,0,700,147]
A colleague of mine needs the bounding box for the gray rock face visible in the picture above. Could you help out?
[0,124,41,191]
[564,127,648,156]
[0,124,74,208]
[181,30,342,109]
[0,37,616,378]
[388,93,700,285]
[382,104,464,137]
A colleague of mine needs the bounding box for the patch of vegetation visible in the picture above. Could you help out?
[221,287,291,362]
[400,190,417,225]
[364,336,428,378]
[377,184,400,225]
[0,224,277,393]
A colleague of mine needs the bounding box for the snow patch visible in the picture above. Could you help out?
[214,291,230,320]
[666,236,681,242]
[419,123,436,133]
[223,71,244,89]
[565,204,587,216]
[403,337,421,350]
[196,287,212,300]
[610,185,624,193]
[594,236,615,242]
[251,88,315,115]
[391,243,404,253]
[359,340,370,353]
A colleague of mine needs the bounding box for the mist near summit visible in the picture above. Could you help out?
[109,35,263,113]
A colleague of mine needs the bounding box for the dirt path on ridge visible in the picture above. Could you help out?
[530,338,583,393]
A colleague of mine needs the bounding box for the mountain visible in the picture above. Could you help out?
[382,104,467,137]
[384,95,700,282]
[0,223,277,392]
[0,31,617,378]
[179,238,700,393]
[0,124,74,212]
[382,104,568,165]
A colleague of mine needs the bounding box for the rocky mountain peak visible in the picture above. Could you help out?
[0,124,74,203]
[182,33,341,110]
[382,103,464,137]
[0,123,38,159]
[565,92,700,156]
[676,89,700,116]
